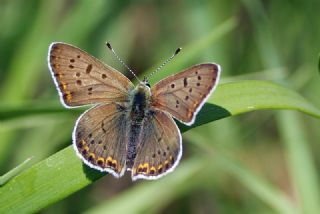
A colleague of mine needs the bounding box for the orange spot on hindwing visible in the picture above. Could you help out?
[81,146,89,156]
[149,166,156,175]
[137,163,149,174]
[105,156,118,171]
[77,139,86,149]
[88,153,96,162]
[97,157,104,167]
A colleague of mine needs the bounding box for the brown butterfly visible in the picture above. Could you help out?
[48,42,221,180]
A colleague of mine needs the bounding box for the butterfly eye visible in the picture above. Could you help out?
[142,76,150,88]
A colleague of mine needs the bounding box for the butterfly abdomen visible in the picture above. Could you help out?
[131,91,147,116]
[127,84,151,167]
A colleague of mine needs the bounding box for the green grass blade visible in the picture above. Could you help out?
[213,153,298,214]
[0,1,63,101]
[0,103,74,121]
[0,80,319,213]
[0,157,33,186]
[0,102,78,132]
[277,111,320,214]
[318,54,320,73]
[55,0,113,44]
[0,147,104,213]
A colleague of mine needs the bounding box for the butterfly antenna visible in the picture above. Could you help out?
[106,42,141,82]
[148,47,182,79]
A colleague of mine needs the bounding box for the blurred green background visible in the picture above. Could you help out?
[1,0,320,213]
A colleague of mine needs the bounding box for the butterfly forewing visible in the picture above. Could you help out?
[74,103,129,177]
[151,63,220,125]
[131,109,181,180]
[48,42,134,107]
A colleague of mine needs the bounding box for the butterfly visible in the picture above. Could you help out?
[48,42,221,181]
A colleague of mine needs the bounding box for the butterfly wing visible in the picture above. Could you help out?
[151,63,221,125]
[131,109,182,181]
[48,42,134,107]
[74,103,129,178]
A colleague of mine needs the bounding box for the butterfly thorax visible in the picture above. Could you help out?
[129,83,151,122]
[127,83,152,167]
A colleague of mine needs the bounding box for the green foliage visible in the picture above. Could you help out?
[0,157,33,186]
[318,53,320,74]
[0,1,320,213]
[0,148,103,213]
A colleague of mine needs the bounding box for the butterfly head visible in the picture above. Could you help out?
[131,81,152,108]
[142,76,151,88]
[136,80,151,95]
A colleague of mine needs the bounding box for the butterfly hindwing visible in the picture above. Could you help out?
[48,42,134,107]
[151,63,220,125]
[74,103,129,177]
[131,109,182,180]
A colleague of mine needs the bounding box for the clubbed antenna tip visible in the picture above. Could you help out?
[175,47,182,55]
[147,46,182,79]
[106,42,112,50]
[105,42,141,82]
